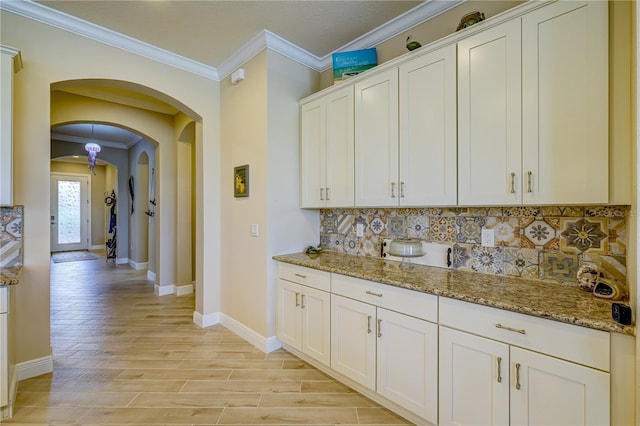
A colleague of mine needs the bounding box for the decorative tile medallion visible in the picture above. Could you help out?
[484,217,519,247]
[503,247,539,279]
[470,245,504,274]
[323,213,338,234]
[369,217,385,235]
[560,218,608,253]
[451,243,471,270]
[387,216,406,238]
[430,217,457,243]
[406,215,429,240]
[456,217,485,244]
[343,232,359,255]
[521,217,559,249]
[358,234,379,257]
[540,251,579,284]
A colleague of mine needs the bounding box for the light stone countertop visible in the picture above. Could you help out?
[273,251,635,336]
[0,266,22,286]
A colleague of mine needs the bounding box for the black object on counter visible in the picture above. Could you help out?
[612,303,632,325]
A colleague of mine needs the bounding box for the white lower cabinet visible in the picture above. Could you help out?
[276,265,331,366]
[439,298,610,426]
[331,275,438,424]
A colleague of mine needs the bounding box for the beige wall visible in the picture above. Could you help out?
[219,50,318,338]
[50,161,107,247]
[2,10,220,364]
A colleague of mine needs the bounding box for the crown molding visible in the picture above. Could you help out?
[330,0,466,61]
[0,0,219,80]
[2,0,466,81]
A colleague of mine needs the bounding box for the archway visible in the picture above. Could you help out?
[50,79,200,297]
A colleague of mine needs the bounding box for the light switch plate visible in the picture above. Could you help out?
[250,223,259,237]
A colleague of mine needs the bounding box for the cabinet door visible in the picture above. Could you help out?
[439,326,510,426]
[510,347,610,426]
[522,0,608,204]
[325,86,355,207]
[354,68,399,207]
[301,286,331,366]
[377,308,438,424]
[331,294,376,390]
[458,19,522,206]
[276,279,302,350]
[399,44,457,206]
[300,98,326,208]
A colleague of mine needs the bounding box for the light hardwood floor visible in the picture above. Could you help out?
[4,253,412,425]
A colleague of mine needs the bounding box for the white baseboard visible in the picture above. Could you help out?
[128,260,148,270]
[116,257,128,265]
[193,311,220,328]
[147,270,156,281]
[176,284,193,296]
[16,355,53,381]
[154,284,175,296]
[89,244,103,251]
[219,313,281,354]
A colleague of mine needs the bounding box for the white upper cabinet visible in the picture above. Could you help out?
[0,46,22,206]
[354,68,399,207]
[457,19,522,206]
[399,44,457,206]
[521,0,608,204]
[300,85,354,208]
[458,0,608,206]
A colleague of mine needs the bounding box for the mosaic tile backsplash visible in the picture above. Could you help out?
[1,205,23,268]
[319,206,628,286]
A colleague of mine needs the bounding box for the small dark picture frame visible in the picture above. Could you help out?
[234,165,249,197]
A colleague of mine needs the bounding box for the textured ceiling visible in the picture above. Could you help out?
[35,0,424,68]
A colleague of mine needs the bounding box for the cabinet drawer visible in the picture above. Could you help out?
[278,263,330,292]
[332,274,437,322]
[439,297,610,371]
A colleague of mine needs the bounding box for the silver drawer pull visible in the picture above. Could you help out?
[294,273,307,279]
[365,291,383,297]
[377,319,382,338]
[367,315,372,334]
[497,357,502,383]
[515,363,521,390]
[495,323,526,335]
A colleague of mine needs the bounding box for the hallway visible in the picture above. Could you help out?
[5,254,410,425]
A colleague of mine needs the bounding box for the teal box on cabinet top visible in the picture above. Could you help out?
[332,48,377,82]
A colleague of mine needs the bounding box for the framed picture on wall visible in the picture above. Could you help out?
[234,164,249,197]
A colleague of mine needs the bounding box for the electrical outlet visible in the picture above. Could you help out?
[481,228,495,247]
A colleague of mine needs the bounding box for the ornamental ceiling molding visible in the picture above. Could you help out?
[1,0,465,82]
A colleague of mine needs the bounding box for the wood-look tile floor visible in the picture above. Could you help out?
[5,253,412,425]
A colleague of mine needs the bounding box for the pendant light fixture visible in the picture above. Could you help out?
[85,124,101,174]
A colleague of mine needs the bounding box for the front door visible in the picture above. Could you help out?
[50,174,89,252]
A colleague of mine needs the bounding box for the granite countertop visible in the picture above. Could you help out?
[273,251,635,336]
[0,266,22,286]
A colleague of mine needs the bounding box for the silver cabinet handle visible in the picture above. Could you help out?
[300,294,305,309]
[377,319,382,338]
[527,171,533,193]
[510,172,516,194]
[495,323,526,335]
[515,363,521,390]
[320,188,324,200]
[391,182,396,198]
[295,293,300,307]
[365,291,383,297]
[400,181,405,198]
[326,187,330,200]
[497,357,502,383]
[367,315,372,334]
[294,273,307,279]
